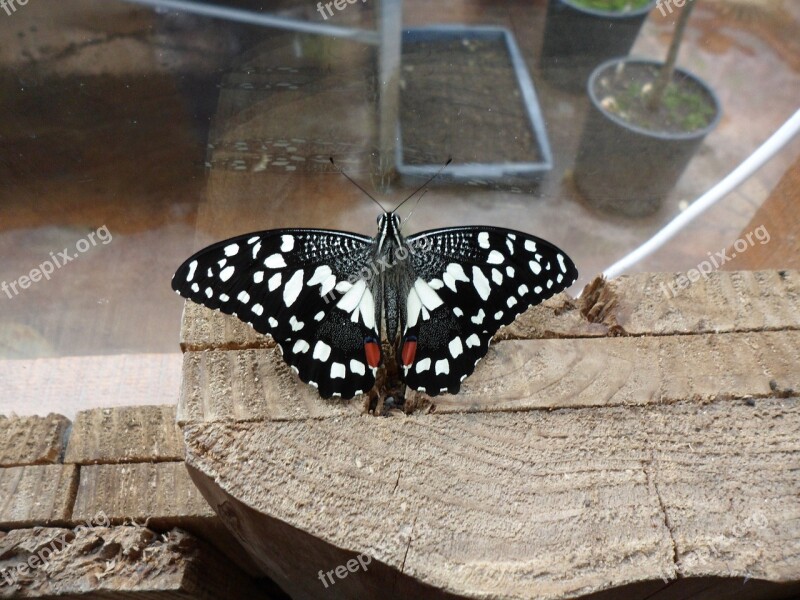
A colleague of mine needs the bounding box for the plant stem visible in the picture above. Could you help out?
[647,0,698,111]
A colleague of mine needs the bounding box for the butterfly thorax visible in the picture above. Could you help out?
[373,212,415,346]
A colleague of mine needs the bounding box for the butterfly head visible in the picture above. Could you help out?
[376,211,404,252]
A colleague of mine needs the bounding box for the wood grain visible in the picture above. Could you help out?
[180,270,800,352]
[64,405,183,465]
[184,397,800,600]
[0,526,273,599]
[0,414,70,467]
[178,330,799,422]
[0,465,78,528]
[71,462,214,525]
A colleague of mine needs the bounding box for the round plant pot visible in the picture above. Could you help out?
[540,0,658,91]
[573,58,722,217]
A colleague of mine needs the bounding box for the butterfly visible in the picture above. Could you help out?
[172,203,577,400]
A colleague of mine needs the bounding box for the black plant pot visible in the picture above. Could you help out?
[540,0,658,91]
[573,58,722,217]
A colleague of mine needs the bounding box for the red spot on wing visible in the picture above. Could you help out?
[364,341,381,368]
[401,339,417,366]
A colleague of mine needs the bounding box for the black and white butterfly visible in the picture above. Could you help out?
[172,211,577,399]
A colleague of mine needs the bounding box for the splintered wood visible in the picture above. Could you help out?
[178,270,800,600]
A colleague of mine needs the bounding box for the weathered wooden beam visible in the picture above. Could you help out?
[0,526,274,598]
[178,330,798,421]
[71,461,262,578]
[0,465,78,529]
[177,269,800,599]
[184,398,800,600]
[64,405,183,465]
[0,414,70,467]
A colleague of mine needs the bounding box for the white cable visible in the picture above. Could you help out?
[602,108,800,280]
[121,0,380,45]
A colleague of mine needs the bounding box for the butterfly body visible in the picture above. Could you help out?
[172,212,578,400]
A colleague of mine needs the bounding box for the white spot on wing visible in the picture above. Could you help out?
[359,288,376,329]
[268,273,281,292]
[416,358,431,373]
[491,268,503,285]
[253,271,264,284]
[293,340,310,353]
[219,293,229,302]
[337,279,366,312]
[330,362,346,379]
[487,250,504,265]
[289,315,304,331]
[313,341,331,361]
[435,359,450,375]
[447,263,470,283]
[283,270,304,307]
[471,309,485,325]
[558,253,567,273]
[507,296,518,308]
[224,243,239,257]
[350,360,366,375]
[268,317,278,327]
[525,240,537,252]
[518,284,529,295]
[471,267,491,300]
[530,260,542,275]
[281,235,295,252]
[191,283,199,293]
[449,338,463,358]
[429,278,444,290]
[237,291,250,303]
[414,279,444,311]
[406,288,422,328]
[314,311,325,321]
[252,304,264,316]
[466,334,480,348]
[478,232,490,249]
[453,307,464,317]
[264,254,286,269]
[308,265,332,286]
[220,266,235,282]
[186,260,197,281]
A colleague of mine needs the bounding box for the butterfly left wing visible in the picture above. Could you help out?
[171,229,380,399]
[400,227,578,396]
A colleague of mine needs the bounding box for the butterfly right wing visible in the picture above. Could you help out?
[172,229,380,399]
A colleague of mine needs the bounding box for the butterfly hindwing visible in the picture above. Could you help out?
[399,227,579,396]
[171,229,380,399]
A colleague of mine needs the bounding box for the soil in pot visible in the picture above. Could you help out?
[594,62,718,134]
[574,59,720,217]
[400,36,540,167]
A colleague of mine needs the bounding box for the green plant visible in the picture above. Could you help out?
[570,0,651,10]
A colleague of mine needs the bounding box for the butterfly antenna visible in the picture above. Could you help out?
[393,158,452,213]
[329,157,387,212]
[403,189,428,226]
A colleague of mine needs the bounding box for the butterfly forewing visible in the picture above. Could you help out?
[171,229,380,399]
[400,227,578,395]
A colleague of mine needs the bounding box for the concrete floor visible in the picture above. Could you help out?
[0,0,798,414]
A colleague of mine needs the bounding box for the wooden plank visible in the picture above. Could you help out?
[0,414,70,467]
[71,461,262,579]
[180,270,800,352]
[183,397,800,600]
[0,526,273,598]
[177,330,799,423]
[71,462,214,525]
[64,405,183,465]
[0,465,78,529]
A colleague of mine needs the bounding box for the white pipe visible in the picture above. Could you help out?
[602,108,800,280]
[121,0,380,45]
